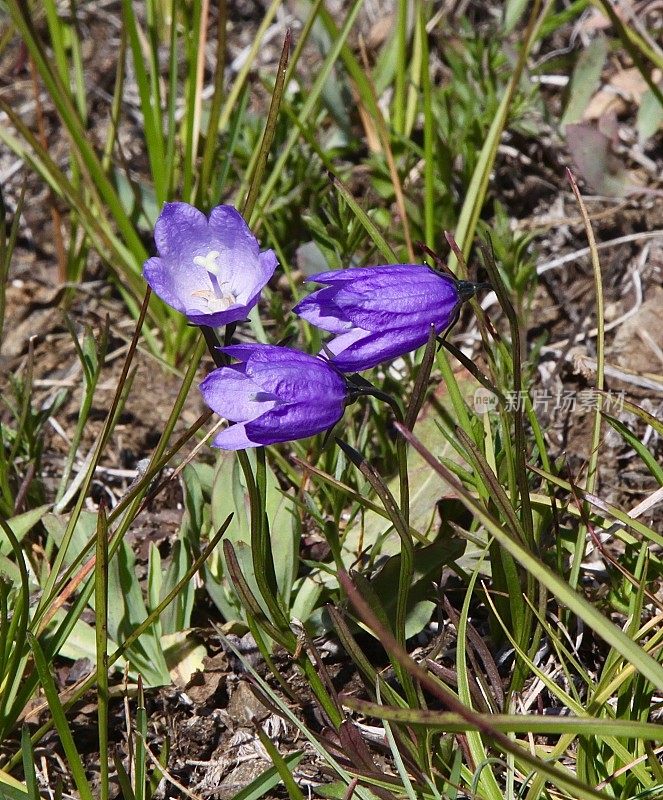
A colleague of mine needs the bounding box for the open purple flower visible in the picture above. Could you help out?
[143,202,278,327]
[293,264,480,372]
[200,344,347,449]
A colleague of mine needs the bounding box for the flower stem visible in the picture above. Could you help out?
[347,379,410,525]
[200,325,226,367]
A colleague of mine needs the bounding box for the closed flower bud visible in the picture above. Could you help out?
[294,264,481,372]
[200,344,347,449]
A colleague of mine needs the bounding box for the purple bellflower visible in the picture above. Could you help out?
[143,202,278,327]
[293,264,481,372]
[199,344,348,450]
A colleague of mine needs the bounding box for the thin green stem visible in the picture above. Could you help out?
[95,507,109,800]
[567,170,605,593]
[242,30,291,219]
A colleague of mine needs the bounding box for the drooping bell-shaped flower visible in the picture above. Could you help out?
[294,264,481,372]
[143,202,278,327]
[200,344,348,449]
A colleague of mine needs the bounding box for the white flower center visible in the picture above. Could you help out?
[191,249,238,312]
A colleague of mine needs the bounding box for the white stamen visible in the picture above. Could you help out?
[191,249,239,312]
[193,249,221,274]
[190,288,237,312]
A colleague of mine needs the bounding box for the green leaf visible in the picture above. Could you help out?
[43,511,170,685]
[52,610,125,670]
[231,752,304,800]
[343,375,478,562]
[602,412,663,485]
[106,539,170,685]
[0,506,49,555]
[369,537,465,638]
[161,631,206,686]
[210,451,296,616]
[20,726,38,800]
[111,169,159,231]
[0,772,29,800]
[561,34,608,128]
[253,729,305,800]
[637,83,663,144]
[341,697,663,738]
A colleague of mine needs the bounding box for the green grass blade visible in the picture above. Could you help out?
[449,0,553,273]
[396,423,663,693]
[392,0,408,135]
[338,571,610,800]
[121,0,167,203]
[36,290,152,622]
[5,511,231,773]
[528,466,663,548]
[0,180,25,357]
[253,728,305,800]
[95,506,110,800]
[420,3,434,251]
[592,0,663,93]
[231,752,304,800]
[181,0,204,198]
[20,726,39,800]
[456,561,504,800]
[135,677,147,800]
[567,171,605,593]
[340,698,663,738]
[602,412,663,484]
[163,0,178,199]
[242,30,291,219]
[113,755,136,800]
[5,2,146,259]
[27,633,94,800]
[0,518,30,735]
[198,0,228,203]
[327,172,397,263]
[217,0,281,132]
[253,0,366,223]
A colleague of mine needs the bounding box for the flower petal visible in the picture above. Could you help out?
[246,398,344,443]
[305,266,391,284]
[185,293,260,327]
[257,249,279,284]
[215,344,348,441]
[326,325,434,372]
[331,266,459,331]
[222,343,333,369]
[154,202,209,258]
[299,265,460,335]
[143,255,210,317]
[199,366,277,423]
[224,345,347,404]
[205,206,274,303]
[144,202,278,327]
[322,327,371,357]
[238,249,279,310]
[293,287,354,334]
[212,422,264,450]
[208,205,259,257]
